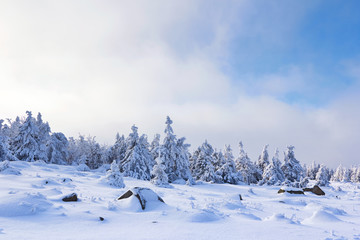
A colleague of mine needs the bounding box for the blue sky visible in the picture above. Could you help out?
[226,0,360,106]
[0,0,360,168]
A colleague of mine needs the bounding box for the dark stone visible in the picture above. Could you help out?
[62,193,78,202]
[239,194,243,201]
[278,189,304,195]
[99,217,104,221]
[118,190,133,200]
[311,185,325,196]
[303,185,325,196]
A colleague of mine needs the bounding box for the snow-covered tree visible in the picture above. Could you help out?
[315,164,329,186]
[191,140,217,182]
[12,111,44,162]
[351,166,360,183]
[150,134,161,160]
[159,117,193,182]
[46,132,69,165]
[121,125,153,180]
[107,133,127,164]
[281,146,304,182]
[342,167,351,182]
[331,164,344,182]
[106,160,125,188]
[257,144,270,174]
[217,145,239,184]
[259,148,285,186]
[151,149,169,187]
[35,113,51,162]
[235,141,259,184]
[306,161,320,180]
[0,120,17,162]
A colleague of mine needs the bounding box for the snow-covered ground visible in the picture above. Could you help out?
[0,161,359,240]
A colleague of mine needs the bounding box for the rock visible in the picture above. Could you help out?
[62,193,78,202]
[303,185,325,196]
[278,189,304,194]
[99,217,104,221]
[117,187,165,210]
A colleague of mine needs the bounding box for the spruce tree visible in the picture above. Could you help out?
[106,160,125,188]
[151,149,170,187]
[281,146,304,182]
[47,132,69,165]
[192,140,217,182]
[218,145,239,184]
[235,141,259,184]
[315,164,329,186]
[257,144,270,174]
[121,125,152,180]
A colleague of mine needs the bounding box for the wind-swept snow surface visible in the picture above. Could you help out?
[0,161,359,240]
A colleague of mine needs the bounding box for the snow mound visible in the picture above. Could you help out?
[0,192,53,217]
[238,212,261,221]
[189,209,222,222]
[303,210,341,224]
[0,161,21,175]
[77,163,90,171]
[264,213,298,224]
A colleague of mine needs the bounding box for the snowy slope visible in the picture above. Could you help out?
[0,161,360,240]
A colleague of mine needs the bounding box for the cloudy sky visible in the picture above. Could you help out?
[1,0,360,168]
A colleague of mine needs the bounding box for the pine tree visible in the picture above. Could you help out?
[160,116,193,182]
[106,160,125,188]
[192,140,217,182]
[257,144,270,174]
[151,149,169,187]
[121,125,152,180]
[259,148,285,186]
[315,164,329,186]
[47,132,69,165]
[235,141,259,184]
[281,146,304,182]
[306,161,320,180]
[150,134,161,160]
[35,113,51,162]
[218,145,239,184]
[12,111,43,162]
[331,164,344,182]
[108,133,127,164]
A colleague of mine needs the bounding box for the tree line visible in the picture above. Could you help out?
[0,111,359,187]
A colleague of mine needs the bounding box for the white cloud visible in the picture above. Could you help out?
[0,0,359,168]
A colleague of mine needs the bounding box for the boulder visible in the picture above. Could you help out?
[117,187,164,210]
[303,185,325,196]
[62,193,78,202]
[278,188,304,195]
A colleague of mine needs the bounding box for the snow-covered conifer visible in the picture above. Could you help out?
[192,140,217,182]
[108,133,127,164]
[121,125,152,180]
[315,164,329,186]
[259,148,284,186]
[331,164,344,182]
[257,144,270,174]
[306,161,320,180]
[281,146,304,182]
[151,149,169,187]
[150,134,161,160]
[218,145,239,184]
[12,111,42,162]
[35,113,51,162]
[159,117,193,182]
[235,141,259,184]
[47,132,69,165]
[106,160,125,188]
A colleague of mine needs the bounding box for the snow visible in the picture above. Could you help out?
[0,161,360,240]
